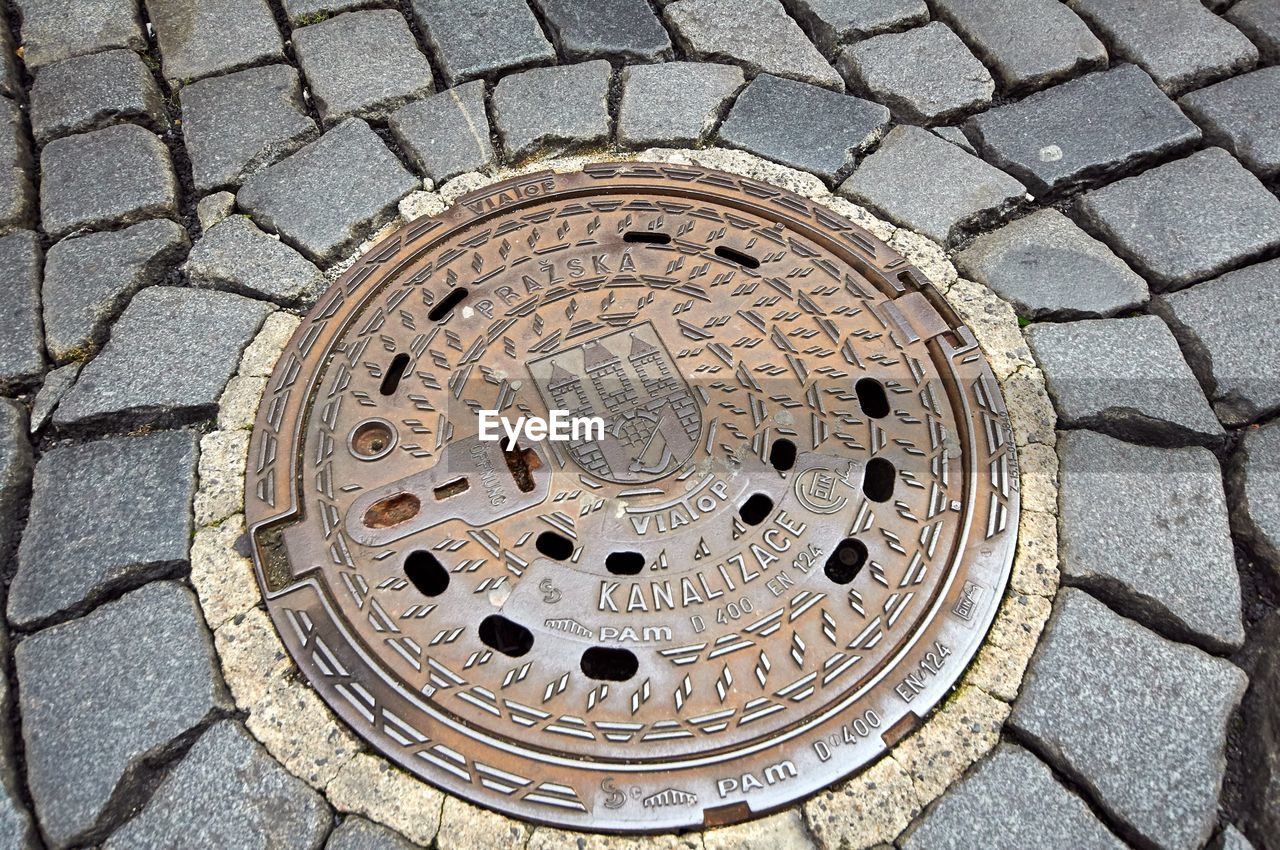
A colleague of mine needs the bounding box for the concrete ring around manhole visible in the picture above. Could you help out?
[190,148,1060,850]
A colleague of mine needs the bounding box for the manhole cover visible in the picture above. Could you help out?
[245,163,1019,832]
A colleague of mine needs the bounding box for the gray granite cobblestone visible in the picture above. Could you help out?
[931,0,1106,93]
[39,124,177,240]
[146,0,284,84]
[7,430,199,628]
[717,74,889,183]
[29,50,168,145]
[1067,0,1257,95]
[618,62,743,149]
[492,61,611,161]
[181,65,319,194]
[185,215,326,308]
[42,218,190,363]
[0,231,44,392]
[294,10,436,127]
[1228,0,1280,64]
[410,0,555,86]
[967,64,1199,196]
[16,582,228,849]
[532,0,672,63]
[665,0,844,90]
[838,22,992,124]
[389,81,494,183]
[1076,148,1280,291]
[784,0,928,55]
[13,0,145,70]
[1180,68,1280,181]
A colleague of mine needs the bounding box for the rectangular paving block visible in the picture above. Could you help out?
[410,0,555,86]
[236,118,417,264]
[1068,0,1257,94]
[617,61,744,149]
[717,73,889,183]
[13,0,145,69]
[1026,315,1223,444]
[492,61,612,160]
[1154,258,1280,425]
[0,98,34,235]
[29,49,168,145]
[1228,0,1280,64]
[967,64,1200,196]
[54,286,273,432]
[8,429,200,628]
[388,80,495,184]
[838,22,993,124]
[932,0,1106,92]
[784,0,929,55]
[664,0,844,90]
[0,230,45,392]
[42,219,190,363]
[146,0,284,83]
[180,64,319,194]
[955,208,1147,319]
[532,0,672,62]
[1076,147,1280,290]
[39,124,177,239]
[840,124,1025,245]
[1180,67,1280,181]
[293,9,435,127]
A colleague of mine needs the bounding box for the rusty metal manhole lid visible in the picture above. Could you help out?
[245,164,1019,832]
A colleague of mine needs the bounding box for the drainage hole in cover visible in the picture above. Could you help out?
[380,353,410,396]
[405,550,450,596]
[427,287,469,322]
[605,551,645,575]
[581,646,639,681]
[623,230,671,245]
[856,377,890,419]
[536,530,574,561]
[479,614,534,657]
[433,476,470,500]
[768,437,797,471]
[824,538,868,584]
[715,245,761,269]
[363,492,420,528]
[863,458,896,503]
[738,493,774,526]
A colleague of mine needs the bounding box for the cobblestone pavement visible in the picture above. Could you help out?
[0,1,1277,849]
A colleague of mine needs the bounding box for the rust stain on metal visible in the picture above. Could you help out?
[245,164,1020,832]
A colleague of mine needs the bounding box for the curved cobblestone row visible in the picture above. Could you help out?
[0,2,1275,850]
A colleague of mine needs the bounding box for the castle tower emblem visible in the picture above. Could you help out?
[529,322,703,484]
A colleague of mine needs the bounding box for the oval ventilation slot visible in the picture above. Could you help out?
[605,551,646,575]
[427,287,469,321]
[581,647,639,681]
[536,530,574,561]
[715,245,761,269]
[825,538,868,584]
[863,458,896,503]
[623,231,671,245]
[856,378,890,419]
[478,615,533,657]
[379,353,410,396]
[404,550,450,597]
[768,438,797,471]
[738,493,774,526]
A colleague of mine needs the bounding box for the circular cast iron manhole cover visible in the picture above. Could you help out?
[245,164,1020,832]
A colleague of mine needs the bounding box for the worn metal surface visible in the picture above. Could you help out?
[245,164,1020,831]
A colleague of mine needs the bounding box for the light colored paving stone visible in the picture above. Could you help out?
[327,754,444,846]
[664,0,844,90]
[618,62,744,149]
[1057,430,1242,650]
[802,755,919,850]
[900,744,1125,850]
[840,125,1025,246]
[956,209,1147,320]
[1010,588,1247,850]
[838,22,993,124]
[1026,315,1223,445]
[103,721,330,850]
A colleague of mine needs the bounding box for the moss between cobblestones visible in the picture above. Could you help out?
[187,148,1060,850]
